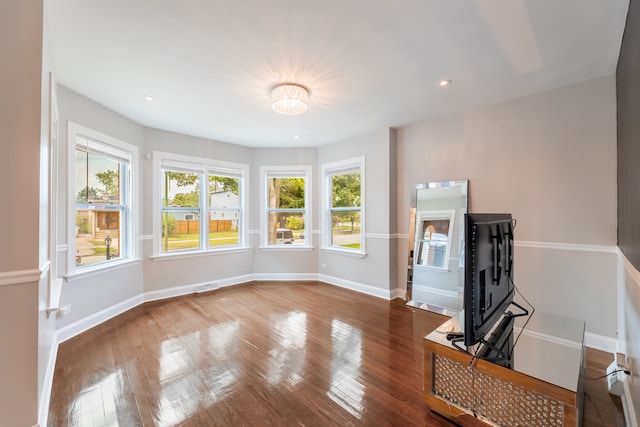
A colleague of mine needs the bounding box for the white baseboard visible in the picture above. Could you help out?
[253,273,318,282]
[390,287,405,300]
[56,294,144,343]
[144,283,201,302]
[318,274,392,299]
[622,378,639,427]
[585,332,618,353]
[144,274,258,302]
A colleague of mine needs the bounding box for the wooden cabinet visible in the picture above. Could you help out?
[424,312,585,426]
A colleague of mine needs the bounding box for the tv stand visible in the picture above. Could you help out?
[424,311,585,427]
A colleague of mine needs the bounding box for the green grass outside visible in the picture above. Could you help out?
[339,243,361,249]
[86,240,119,256]
[333,225,360,233]
[163,231,239,251]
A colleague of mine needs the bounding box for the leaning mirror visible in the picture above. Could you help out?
[406,180,468,315]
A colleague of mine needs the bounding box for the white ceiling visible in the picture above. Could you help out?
[47,0,629,148]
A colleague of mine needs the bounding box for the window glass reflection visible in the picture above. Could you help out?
[328,319,364,418]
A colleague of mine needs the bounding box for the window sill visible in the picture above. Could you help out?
[321,247,367,258]
[151,247,252,262]
[413,264,451,272]
[65,258,141,283]
[258,245,314,252]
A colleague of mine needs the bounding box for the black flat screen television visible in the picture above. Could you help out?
[463,213,517,347]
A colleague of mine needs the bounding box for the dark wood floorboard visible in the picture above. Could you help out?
[48,281,624,426]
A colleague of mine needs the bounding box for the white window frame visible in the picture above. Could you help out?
[260,165,312,249]
[414,210,455,271]
[152,151,249,258]
[66,122,139,276]
[321,156,365,255]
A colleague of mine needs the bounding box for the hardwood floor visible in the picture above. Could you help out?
[48,281,624,426]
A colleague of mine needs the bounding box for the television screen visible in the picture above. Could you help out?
[463,213,515,347]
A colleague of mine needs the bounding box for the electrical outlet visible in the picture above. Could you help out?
[626,358,634,385]
[59,305,72,316]
[321,263,327,269]
[616,352,634,385]
[606,360,624,396]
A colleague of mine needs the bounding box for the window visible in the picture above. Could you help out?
[161,167,202,252]
[208,171,242,248]
[261,166,311,247]
[322,157,364,253]
[415,211,455,269]
[155,152,247,256]
[70,123,137,271]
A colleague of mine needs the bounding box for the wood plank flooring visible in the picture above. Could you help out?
[48,281,624,426]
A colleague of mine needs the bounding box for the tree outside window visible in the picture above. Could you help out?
[157,157,245,255]
[208,174,240,247]
[75,147,127,267]
[267,176,306,245]
[161,170,201,253]
[330,172,361,249]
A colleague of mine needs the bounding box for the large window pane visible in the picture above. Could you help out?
[161,170,201,253]
[75,151,121,204]
[330,172,361,249]
[266,175,306,246]
[75,209,122,266]
[209,174,240,247]
[75,149,124,267]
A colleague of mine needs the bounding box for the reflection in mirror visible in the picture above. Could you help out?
[406,180,468,315]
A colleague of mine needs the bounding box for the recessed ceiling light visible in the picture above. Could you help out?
[144,95,154,101]
[294,135,300,139]
[438,79,452,87]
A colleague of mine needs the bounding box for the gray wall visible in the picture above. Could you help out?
[56,74,621,340]
[317,129,397,296]
[616,0,640,420]
[397,75,618,339]
[251,147,318,276]
[51,87,403,335]
[55,86,145,330]
[141,127,255,294]
[0,2,43,425]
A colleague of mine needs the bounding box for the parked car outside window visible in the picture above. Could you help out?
[276,228,294,244]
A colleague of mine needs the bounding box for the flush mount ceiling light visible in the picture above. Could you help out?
[271,83,310,115]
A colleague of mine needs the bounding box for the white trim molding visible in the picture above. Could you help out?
[622,378,639,427]
[56,294,144,343]
[584,332,618,353]
[0,269,42,286]
[144,274,256,303]
[39,336,59,427]
[318,274,391,300]
[515,240,618,253]
[365,233,394,240]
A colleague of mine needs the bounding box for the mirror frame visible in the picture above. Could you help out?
[406,179,468,315]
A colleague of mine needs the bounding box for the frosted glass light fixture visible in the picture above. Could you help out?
[271,83,309,115]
